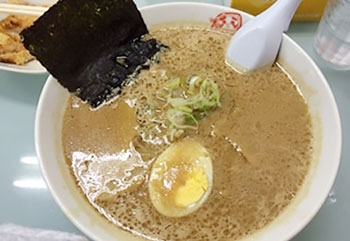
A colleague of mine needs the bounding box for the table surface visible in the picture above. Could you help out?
[0,1,349,240]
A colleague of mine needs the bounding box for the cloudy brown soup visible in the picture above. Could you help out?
[62,24,313,241]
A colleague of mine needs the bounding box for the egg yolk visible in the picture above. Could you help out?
[174,168,208,207]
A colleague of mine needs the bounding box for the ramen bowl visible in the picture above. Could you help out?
[35,2,342,241]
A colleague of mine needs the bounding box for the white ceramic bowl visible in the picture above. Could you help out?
[35,3,342,241]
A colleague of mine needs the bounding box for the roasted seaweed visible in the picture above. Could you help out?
[21,0,165,107]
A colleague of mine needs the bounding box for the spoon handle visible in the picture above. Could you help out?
[258,0,302,32]
[226,0,302,73]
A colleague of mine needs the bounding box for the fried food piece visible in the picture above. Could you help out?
[0,15,37,65]
[7,0,29,5]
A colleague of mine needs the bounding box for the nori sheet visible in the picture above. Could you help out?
[21,0,164,107]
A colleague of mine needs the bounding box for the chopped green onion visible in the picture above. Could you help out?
[166,109,198,130]
[161,74,223,140]
[175,105,193,113]
[167,77,181,89]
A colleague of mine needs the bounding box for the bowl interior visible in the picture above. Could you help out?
[35,3,341,241]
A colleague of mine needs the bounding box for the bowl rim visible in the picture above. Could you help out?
[277,35,342,241]
[35,2,342,241]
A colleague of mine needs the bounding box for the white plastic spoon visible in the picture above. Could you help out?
[227,0,302,73]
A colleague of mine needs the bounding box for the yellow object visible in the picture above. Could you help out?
[148,139,213,217]
[175,168,209,207]
[231,0,328,21]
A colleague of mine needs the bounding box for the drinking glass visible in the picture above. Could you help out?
[314,0,350,70]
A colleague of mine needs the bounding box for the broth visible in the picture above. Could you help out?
[62,24,313,241]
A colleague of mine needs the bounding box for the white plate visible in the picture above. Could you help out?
[0,0,57,74]
[0,60,46,74]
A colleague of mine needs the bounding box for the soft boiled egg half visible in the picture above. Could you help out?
[148,138,213,217]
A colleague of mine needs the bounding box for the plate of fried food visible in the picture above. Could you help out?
[0,0,56,74]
